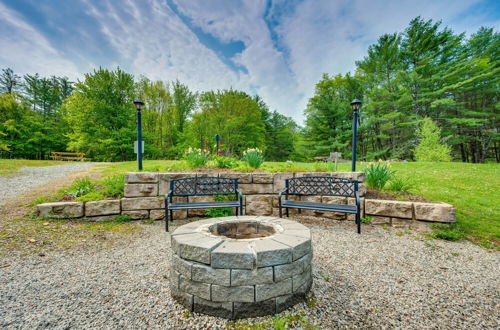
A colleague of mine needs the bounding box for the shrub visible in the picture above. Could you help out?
[184,147,208,167]
[76,191,106,202]
[363,162,394,189]
[415,118,452,162]
[242,148,264,169]
[101,174,125,198]
[65,177,96,197]
[212,156,237,169]
[388,177,414,194]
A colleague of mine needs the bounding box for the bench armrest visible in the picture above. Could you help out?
[355,191,360,209]
[164,190,173,205]
[236,189,243,200]
[278,188,288,200]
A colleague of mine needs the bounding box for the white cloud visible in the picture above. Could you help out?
[0,2,80,79]
[0,0,497,124]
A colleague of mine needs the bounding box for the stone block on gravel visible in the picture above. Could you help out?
[124,184,158,197]
[414,202,455,222]
[171,233,223,264]
[231,267,274,286]
[37,202,84,218]
[211,285,254,303]
[179,275,211,301]
[271,234,311,261]
[233,298,276,319]
[121,210,149,220]
[391,218,411,229]
[125,172,158,183]
[211,241,255,269]
[252,173,274,183]
[85,200,121,217]
[370,216,391,225]
[252,239,292,267]
[192,263,230,286]
[149,209,165,220]
[121,197,161,210]
[255,278,292,302]
[365,199,412,219]
[193,296,232,319]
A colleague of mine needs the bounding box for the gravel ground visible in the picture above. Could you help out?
[1,220,498,329]
[0,164,95,205]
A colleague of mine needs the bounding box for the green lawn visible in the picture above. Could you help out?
[2,159,498,246]
[0,159,67,176]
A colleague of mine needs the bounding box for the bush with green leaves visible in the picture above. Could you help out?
[76,191,106,202]
[415,118,452,162]
[212,156,237,169]
[184,147,208,167]
[242,148,264,169]
[100,174,125,198]
[387,177,414,194]
[65,177,96,197]
[430,224,464,241]
[114,214,132,222]
[363,162,394,189]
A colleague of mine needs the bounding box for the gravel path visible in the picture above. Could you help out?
[0,164,95,205]
[1,220,498,329]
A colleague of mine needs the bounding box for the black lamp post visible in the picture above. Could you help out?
[134,98,144,171]
[350,99,362,172]
[215,134,221,156]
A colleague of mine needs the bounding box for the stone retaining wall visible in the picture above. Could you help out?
[36,171,456,229]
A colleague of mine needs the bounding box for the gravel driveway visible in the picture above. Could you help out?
[1,220,498,329]
[0,164,95,205]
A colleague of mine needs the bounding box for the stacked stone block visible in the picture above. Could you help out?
[169,216,313,319]
[36,171,456,227]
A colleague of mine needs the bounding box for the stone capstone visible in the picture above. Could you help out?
[414,202,455,222]
[365,199,413,219]
[37,202,84,218]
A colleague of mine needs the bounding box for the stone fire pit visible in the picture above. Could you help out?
[170,216,312,319]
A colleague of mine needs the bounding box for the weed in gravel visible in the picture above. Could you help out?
[114,214,132,223]
[319,271,330,282]
[142,219,155,225]
[360,216,372,224]
[305,294,318,308]
[451,252,460,256]
[429,224,464,241]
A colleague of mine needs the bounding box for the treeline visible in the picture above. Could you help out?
[0,68,299,161]
[303,17,499,163]
[0,17,498,163]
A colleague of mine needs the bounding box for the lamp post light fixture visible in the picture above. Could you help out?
[350,98,362,172]
[134,98,144,171]
[215,134,221,156]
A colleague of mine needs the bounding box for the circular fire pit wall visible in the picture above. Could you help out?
[170,216,313,319]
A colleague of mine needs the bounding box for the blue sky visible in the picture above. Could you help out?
[1,0,499,123]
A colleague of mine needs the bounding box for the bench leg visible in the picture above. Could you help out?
[286,207,289,217]
[356,211,361,234]
[165,208,169,232]
[170,210,174,224]
[279,206,282,218]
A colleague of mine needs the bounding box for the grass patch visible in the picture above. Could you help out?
[226,311,318,330]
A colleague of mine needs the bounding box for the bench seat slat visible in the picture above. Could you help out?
[282,200,357,213]
[169,201,240,210]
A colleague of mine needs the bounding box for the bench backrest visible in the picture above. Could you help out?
[286,176,357,197]
[170,177,238,197]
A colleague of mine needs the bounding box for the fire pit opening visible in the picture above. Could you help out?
[209,221,275,239]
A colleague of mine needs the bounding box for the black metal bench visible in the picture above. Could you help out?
[278,176,362,233]
[164,177,243,231]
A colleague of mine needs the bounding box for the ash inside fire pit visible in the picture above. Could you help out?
[209,221,275,239]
